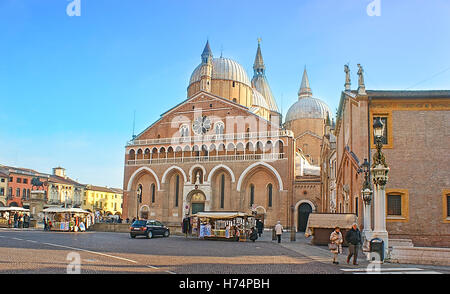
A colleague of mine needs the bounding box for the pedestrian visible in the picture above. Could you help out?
[256,219,264,237]
[249,227,258,242]
[18,213,23,229]
[182,216,190,238]
[329,226,343,264]
[345,223,362,265]
[23,213,29,228]
[132,217,136,224]
[43,217,47,231]
[126,218,130,224]
[13,213,18,228]
[274,221,283,243]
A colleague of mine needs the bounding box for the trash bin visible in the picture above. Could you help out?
[272,227,277,241]
[369,238,384,261]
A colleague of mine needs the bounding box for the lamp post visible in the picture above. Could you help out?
[360,158,373,247]
[136,185,142,220]
[371,117,389,260]
[290,205,296,241]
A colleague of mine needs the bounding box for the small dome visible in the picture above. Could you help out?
[285,96,331,122]
[252,89,269,109]
[189,57,251,87]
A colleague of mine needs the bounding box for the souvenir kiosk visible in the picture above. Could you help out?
[43,207,93,232]
[191,211,256,241]
[0,207,30,228]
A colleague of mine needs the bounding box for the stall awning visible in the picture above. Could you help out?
[305,213,357,236]
[193,212,249,219]
[0,207,30,212]
[42,207,91,214]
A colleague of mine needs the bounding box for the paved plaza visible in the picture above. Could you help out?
[0,228,448,274]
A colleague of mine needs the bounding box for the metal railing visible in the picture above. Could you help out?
[126,130,293,146]
[126,153,286,166]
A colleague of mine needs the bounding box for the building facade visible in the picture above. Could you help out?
[46,167,85,208]
[83,185,123,216]
[0,170,8,206]
[331,66,450,246]
[122,41,330,232]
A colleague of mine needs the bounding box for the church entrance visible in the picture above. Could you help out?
[298,203,312,232]
[189,191,206,215]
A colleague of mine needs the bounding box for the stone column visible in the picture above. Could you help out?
[371,164,389,258]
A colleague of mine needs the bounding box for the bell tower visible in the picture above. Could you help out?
[199,40,213,92]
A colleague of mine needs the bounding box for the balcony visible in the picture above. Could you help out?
[126,153,286,166]
[126,130,293,147]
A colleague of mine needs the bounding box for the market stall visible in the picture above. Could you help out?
[0,207,30,228]
[305,213,358,245]
[191,211,256,241]
[42,207,94,232]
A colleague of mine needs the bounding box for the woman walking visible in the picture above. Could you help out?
[329,226,343,264]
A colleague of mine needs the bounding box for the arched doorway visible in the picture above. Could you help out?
[189,191,206,215]
[139,205,150,219]
[298,203,312,232]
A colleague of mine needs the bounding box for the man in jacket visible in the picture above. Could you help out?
[345,223,362,265]
[256,219,264,237]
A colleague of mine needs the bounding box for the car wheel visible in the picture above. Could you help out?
[130,234,136,239]
[147,231,153,239]
[164,230,170,237]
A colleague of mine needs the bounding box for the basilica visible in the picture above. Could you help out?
[122,40,332,231]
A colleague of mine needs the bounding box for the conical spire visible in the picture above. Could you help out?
[253,38,265,75]
[201,40,213,63]
[298,68,312,98]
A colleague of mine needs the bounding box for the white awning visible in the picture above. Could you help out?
[0,207,30,212]
[193,211,249,219]
[42,207,91,214]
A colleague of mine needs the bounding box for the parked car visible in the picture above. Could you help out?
[129,220,170,239]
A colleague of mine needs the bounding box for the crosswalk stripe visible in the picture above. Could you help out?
[341,267,443,274]
[354,271,442,274]
[341,267,424,272]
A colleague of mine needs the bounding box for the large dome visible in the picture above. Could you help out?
[189,57,251,87]
[285,96,331,122]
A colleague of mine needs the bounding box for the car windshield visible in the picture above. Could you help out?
[131,220,147,227]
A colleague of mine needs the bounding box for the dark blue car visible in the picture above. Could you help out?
[129,220,170,239]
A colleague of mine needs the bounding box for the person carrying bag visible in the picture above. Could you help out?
[329,226,343,264]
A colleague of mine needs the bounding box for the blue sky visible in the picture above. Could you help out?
[0,0,449,187]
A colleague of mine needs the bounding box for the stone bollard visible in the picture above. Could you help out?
[272,227,277,241]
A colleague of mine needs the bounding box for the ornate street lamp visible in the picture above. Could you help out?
[360,158,373,247]
[370,117,390,261]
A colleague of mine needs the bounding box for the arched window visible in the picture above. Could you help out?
[180,124,189,137]
[129,149,135,160]
[175,175,179,207]
[220,174,225,209]
[215,121,224,135]
[268,184,273,207]
[151,183,155,203]
[250,184,255,207]
[22,188,26,199]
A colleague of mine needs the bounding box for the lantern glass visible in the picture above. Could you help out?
[373,117,384,138]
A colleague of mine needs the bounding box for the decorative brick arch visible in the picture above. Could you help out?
[188,164,207,184]
[236,162,284,192]
[207,164,236,183]
[161,166,188,184]
[127,166,161,191]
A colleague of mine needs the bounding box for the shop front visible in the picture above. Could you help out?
[0,207,30,228]
[43,207,94,232]
[191,211,256,241]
